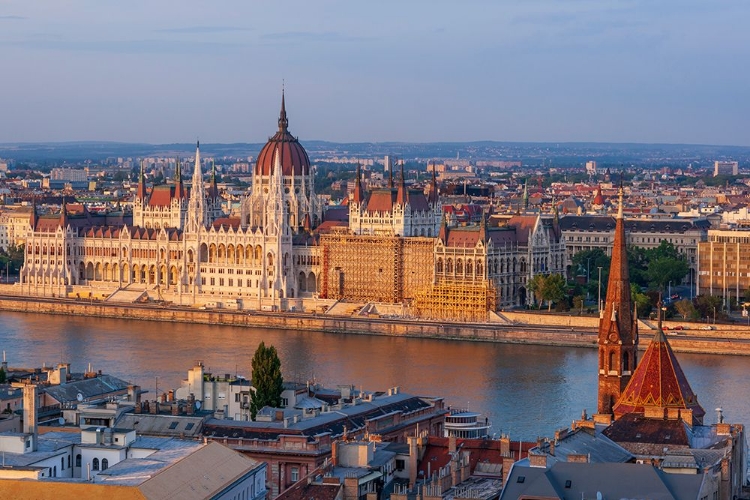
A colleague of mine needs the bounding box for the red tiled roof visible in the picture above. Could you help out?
[506,215,537,245]
[315,221,348,234]
[602,412,691,447]
[417,437,533,478]
[148,185,176,207]
[366,189,397,213]
[613,329,705,424]
[212,217,241,230]
[276,481,342,500]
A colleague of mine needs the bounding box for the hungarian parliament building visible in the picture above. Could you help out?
[18,95,565,321]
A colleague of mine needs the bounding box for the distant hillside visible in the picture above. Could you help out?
[1,140,749,167]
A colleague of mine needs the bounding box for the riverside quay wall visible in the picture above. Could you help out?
[1,295,750,356]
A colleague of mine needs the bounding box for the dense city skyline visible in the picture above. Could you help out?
[0,1,748,145]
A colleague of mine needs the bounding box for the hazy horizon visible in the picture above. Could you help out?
[1,1,748,146]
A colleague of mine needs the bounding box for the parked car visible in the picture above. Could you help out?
[700,325,716,331]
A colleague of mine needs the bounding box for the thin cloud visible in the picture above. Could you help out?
[0,15,27,20]
[156,26,252,34]
[261,31,369,43]
[0,38,248,54]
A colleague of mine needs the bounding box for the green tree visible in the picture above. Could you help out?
[570,248,610,283]
[250,342,284,420]
[694,295,723,321]
[528,274,546,309]
[674,299,696,320]
[573,295,585,314]
[630,283,652,317]
[646,257,689,291]
[528,273,567,311]
[0,367,5,384]
[627,246,649,289]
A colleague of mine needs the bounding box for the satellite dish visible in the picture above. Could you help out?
[195,401,202,410]
[58,417,65,425]
[76,393,84,402]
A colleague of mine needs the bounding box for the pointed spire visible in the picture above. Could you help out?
[428,163,439,204]
[187,140,206,231]
[522,179,529,210]
[30,198,37,230]
[655,296,666,342]
[552,195,560,225]
[278,87,288,132]
[137,160,147,199]
[388,160,394,189]
[175,157,184,198]
[479,210,488,243]
[438,214,448,242]
[617,176,624,219]
[396,161,407,205]
[303,212,312,233]
[59,201,68,228]
[353,162,364,204]
[210,159,218,200]
[597,168,638,415]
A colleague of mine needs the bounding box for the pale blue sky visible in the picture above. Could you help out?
[0,1,748,145]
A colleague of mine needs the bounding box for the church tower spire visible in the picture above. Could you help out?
[597,182,638,416]
[187,141,205,232]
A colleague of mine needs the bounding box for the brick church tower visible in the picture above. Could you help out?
[597,184,638,415]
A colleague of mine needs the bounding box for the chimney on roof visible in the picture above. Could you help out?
[22,384,38,451]
[128,385,141,404]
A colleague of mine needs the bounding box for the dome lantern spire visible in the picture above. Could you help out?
[278,86,288,132]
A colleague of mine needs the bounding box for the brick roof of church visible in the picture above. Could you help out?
[613,328,705,424]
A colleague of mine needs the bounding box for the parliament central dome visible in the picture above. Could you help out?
[255,93,311,177]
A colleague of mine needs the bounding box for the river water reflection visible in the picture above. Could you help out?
[2,311,749,440]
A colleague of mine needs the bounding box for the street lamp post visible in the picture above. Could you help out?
[713,306,716,325]
[586,258,591,302]
[597,266,603,313]
[668,281,672,300]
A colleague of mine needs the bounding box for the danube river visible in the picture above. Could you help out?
[2,311,749,440]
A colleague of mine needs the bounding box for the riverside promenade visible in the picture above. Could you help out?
[2,287,750,356]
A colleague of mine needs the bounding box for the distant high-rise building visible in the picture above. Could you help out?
[384,155,392,175]
[585,161,597,175]
[714,160,738,176]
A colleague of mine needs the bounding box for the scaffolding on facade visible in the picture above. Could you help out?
[319,234,435,304]
[412,280,496,323]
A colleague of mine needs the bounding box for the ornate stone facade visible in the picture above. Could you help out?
[20,95,320,306]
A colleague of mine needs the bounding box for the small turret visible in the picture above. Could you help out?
[478,210,488,243]
[428,164,439,204]
[59,202,68,228]
[353,162,365,204]
[30,198,38,230]
[137,160,147,200]
[396,162,407,205]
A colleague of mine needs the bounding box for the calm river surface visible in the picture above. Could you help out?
[2,311,749,440]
